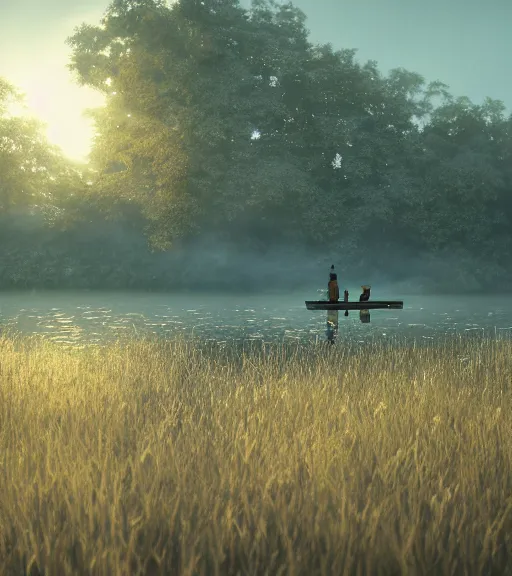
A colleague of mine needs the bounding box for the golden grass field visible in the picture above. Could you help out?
[0,332,511,575]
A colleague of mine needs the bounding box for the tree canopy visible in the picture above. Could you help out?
[1,0,511,292]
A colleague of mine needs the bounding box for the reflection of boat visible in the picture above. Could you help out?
[359,309,371,323]
[305,300,403,311]
[326,309,339,343]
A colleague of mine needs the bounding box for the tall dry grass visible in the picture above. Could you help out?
[0,333,511,575]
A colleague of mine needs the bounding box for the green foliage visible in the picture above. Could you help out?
[1,0,512,292]
[0,78,95,224]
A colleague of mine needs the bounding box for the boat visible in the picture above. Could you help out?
[305,300,404,311]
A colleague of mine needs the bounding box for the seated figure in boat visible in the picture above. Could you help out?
[328,265,340,302]
[359,285,371,302]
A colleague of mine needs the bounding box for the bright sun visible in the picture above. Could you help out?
[19,71,106,162]
[0,7,107,163]
[5,62,105,164]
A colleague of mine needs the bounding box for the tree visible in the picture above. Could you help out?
[0,78,71,213]
[64,0,512,291]
[416,97,508,251]
[67,0,322,248]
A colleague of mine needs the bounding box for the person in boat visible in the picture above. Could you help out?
[328,267,340,303]
[359,285,371,302]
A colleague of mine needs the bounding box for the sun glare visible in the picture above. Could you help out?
[19,72,105,162]
[6,73,105,163]
[2,41,105,163]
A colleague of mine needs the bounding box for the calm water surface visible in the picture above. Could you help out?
[0,291,511,347]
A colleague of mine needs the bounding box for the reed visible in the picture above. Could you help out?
[0,333,511,575]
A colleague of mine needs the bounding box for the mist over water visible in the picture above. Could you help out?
[1,291,511,347]
[2,211,503,295]
[115,233,507,295]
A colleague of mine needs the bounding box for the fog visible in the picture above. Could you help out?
[2,0,511,298]
[1,211,501,295]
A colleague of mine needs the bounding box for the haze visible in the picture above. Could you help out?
[1,0,511,296]
[3,2,512,572]
[1,0,510,161]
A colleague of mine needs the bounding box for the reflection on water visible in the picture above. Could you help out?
[1,291,512,347]
[326,310,339,344]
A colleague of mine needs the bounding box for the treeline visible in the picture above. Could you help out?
[1,0,512,293]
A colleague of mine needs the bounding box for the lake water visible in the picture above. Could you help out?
[1,291,512,347]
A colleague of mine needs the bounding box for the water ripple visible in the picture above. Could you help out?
[0,292,511,347]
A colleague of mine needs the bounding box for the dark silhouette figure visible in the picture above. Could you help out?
[328,265,339,303]
[359,285,371,302]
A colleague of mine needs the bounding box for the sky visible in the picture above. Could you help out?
[1,0,510,161]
